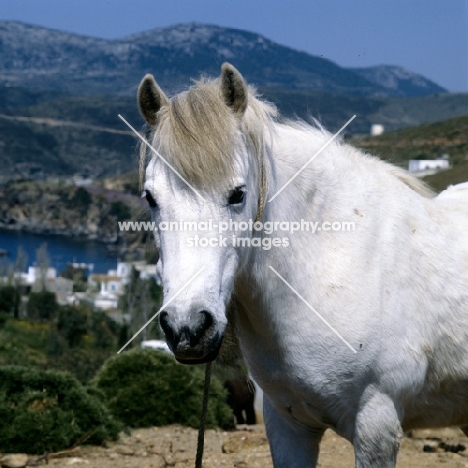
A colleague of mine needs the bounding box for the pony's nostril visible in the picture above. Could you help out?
[159,311,170,333]
[200,310,214,330]
[159,311,179,346]
[190,310,215,345]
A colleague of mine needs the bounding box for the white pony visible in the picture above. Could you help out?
[137,63,468,467]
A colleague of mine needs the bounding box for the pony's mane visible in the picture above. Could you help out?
[141,78,276,190]
[388,166,434,198]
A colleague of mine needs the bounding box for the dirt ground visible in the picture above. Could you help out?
[5,425,468,468]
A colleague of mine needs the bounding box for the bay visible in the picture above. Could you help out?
[0,229,118,274]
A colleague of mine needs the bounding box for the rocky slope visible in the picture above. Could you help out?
[0,180,147,256]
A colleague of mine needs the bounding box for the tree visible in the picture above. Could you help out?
[36,243,50,292]
[118,270,163,343]
[109,200,131,220]
[59,264,87,292]
[27,291,58,321]
[13,246,28,318]
[57,305,88,348]
[69,187,92,215]
[0,285,20,317]
[90,311,119,350]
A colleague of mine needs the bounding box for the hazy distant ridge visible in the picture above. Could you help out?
[0,21,446,97]
[351,65,446,97]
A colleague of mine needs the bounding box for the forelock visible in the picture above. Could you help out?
[153,79,238,190]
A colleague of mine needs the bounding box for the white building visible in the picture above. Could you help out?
[23,266,57,284]
[141,339,171,353]
[370,124,385,136]
[15,266,72,305]
[31,277,73,305]
[88,261,158,311]
[408,159,450,173]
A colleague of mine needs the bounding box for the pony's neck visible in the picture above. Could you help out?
[236,124,345,317]
[264,123,346,230]
[236,121,427,318]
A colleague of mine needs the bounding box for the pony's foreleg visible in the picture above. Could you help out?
[264,396,324,467]
[353,393,402,468]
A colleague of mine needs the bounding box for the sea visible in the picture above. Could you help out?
[0,229,118,275]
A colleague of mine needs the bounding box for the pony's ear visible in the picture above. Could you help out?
[220,63,248,117]
[138,74,169,126]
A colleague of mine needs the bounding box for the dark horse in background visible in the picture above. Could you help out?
[224,376,256,425]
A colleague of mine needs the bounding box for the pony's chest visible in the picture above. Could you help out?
[243,343,340,428]
[256,366,338,429]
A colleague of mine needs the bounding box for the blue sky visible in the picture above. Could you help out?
[2,0,467,92]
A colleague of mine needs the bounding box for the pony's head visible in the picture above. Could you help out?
[138,63,274,364]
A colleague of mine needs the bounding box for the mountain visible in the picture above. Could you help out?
[351,65,446,97]
[0,21,446,97]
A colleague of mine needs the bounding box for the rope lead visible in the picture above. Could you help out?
[195,361,212,468]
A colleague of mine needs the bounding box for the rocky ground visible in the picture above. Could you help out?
[2,425,468,468]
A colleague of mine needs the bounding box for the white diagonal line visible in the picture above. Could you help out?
[118,114,206,201]
[268,115,356,202]
[268,266,357,353]
[117,267,206,354]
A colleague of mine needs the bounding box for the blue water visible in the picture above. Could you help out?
[0,229,118,274]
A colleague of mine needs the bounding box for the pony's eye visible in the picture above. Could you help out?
[228,187,246,205]
[142,190,157,208]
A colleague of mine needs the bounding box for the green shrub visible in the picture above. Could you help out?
[0,319,50,368]
[47,344,114,385]
[92,348,234,429]
[57,305,88,348]
[69,187,92,215]
[27,291,58,321]
[0,366,122,454]
[0,285,20,317]
[109,200,131,221]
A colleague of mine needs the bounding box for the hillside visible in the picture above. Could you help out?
[0,179,149,257]
[353,116,468,170]
[423,160,468,192]
[0,83,466,181]
[0,21,446,97]
[262,88,468,135]
[0,87,140,181]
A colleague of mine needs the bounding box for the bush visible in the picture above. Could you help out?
[0,285,20,317]
[69,187,92,215]
[0,319,50,368]
[90,311,119,350]
[109,200,131,221]
[46,337,114,385]
[27,291,58,321]
[0,366,122,454]
[57,305,88,348]
[59,265,88,292]
[92,348,234,429]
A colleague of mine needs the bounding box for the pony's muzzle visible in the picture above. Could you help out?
[159,309,222,364]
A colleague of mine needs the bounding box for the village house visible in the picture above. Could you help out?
[88,261,158,310]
